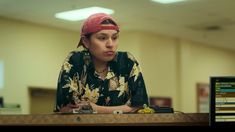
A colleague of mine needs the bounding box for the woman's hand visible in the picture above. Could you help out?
[89,101,98,112]
[59,100,95,113]
[59,103,80,113]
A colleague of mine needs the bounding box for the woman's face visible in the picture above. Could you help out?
[85,29,119,62]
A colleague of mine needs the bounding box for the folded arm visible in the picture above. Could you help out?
[90,102,137,113]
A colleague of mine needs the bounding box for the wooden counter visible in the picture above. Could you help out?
[0,113,209,126]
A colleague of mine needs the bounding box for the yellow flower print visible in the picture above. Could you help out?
[65,52,73,62]
[63,61,73,73]
[84,85,91,98]
[62,76,78,93]
[58,53,73,81]
[109,77,119,91]
[130,63,140,82]
[124,81,129,94]
[78,80,84,94]
[105,97,111,105]
[106,71,115,80]
[80,65,87,85]
[117,77,125,97]
[125,99,131,106]
[83,85,100,103]
[127,52,137,62]
[61,52,73,71]
[72,91,80,104]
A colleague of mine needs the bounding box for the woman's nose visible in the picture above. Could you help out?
[106,38,113,48]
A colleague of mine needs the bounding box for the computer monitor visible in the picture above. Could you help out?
[210,76,235,126]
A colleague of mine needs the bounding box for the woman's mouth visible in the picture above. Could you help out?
[104,51,115,56]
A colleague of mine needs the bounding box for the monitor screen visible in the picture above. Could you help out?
[210,76,235,126]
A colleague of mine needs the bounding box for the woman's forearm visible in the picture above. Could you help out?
[91,103,135,113]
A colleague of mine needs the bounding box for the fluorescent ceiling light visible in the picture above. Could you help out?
[55,7,114,21]
[151,0,187,4]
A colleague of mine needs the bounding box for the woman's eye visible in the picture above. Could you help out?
[112,36,118,40]
[98,36,106,40]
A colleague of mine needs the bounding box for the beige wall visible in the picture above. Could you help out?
[0,18,78,114]
[0,17,235,114]
[179,40,235,112]
[119,31,235,112]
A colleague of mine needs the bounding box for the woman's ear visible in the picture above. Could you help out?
[82,37,90,49]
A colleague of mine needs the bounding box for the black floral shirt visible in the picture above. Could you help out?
[54,50,149,112]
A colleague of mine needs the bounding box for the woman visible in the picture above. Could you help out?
[54,13,149,113]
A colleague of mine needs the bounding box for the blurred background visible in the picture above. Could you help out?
[0,0,235,114]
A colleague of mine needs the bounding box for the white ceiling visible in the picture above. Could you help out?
[0,0,235,51]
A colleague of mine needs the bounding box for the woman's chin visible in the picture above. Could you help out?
[102,56,115,62]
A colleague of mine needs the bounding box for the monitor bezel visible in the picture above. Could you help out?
[210,76,235,126]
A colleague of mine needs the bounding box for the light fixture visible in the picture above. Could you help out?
[55,7,114,21]
[151,0,188,4]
